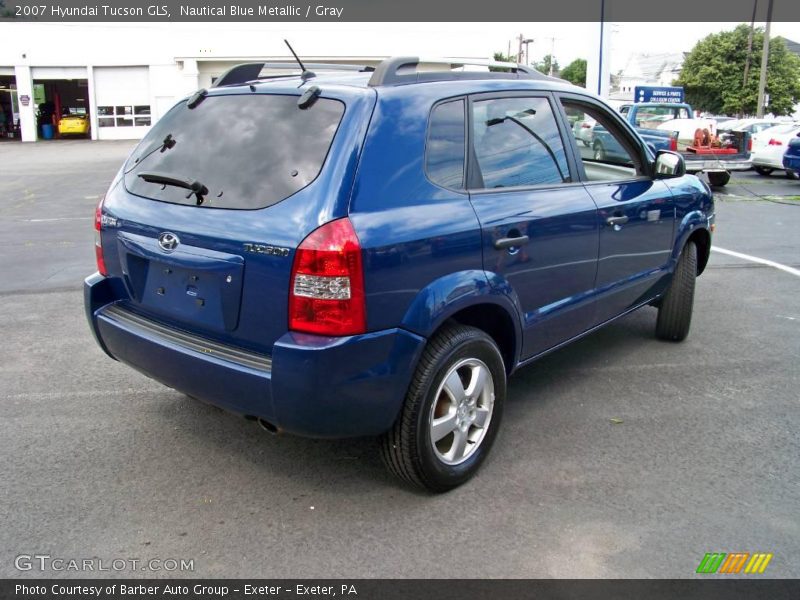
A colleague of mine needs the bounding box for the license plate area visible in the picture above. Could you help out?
[117,232,244,332]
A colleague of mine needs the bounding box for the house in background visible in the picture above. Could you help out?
[608,52,685,104]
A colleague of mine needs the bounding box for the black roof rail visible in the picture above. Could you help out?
[212,62,375,88]
[367,57,556,87]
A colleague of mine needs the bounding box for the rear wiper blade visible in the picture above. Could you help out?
[137,171,209,205]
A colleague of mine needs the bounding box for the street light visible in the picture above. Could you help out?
[522,39,534,65]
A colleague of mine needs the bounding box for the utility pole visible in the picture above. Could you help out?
[742,0,758,116]
[517,33,524,64]
[756,0,773,118]
[548,37,556,76]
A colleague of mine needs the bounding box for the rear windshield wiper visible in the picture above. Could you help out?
[137,171,209,205]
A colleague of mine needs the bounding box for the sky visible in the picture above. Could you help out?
[149,21,800,72]
[4,21,799,75]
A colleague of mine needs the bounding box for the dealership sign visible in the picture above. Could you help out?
[634,86,685,103]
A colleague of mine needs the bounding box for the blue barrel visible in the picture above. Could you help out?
[41,124,54,139]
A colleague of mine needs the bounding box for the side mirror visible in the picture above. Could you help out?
[654,150,685,178]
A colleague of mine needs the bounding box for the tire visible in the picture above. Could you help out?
[656,241,697,342]
[706,171,731,187]
[381,324,506,492]
[754,166,774,176]
[785,170,799,180]
[593,142,606,161]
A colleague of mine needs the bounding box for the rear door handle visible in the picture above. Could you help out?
[494,235,530,250]
[606,215,629,226]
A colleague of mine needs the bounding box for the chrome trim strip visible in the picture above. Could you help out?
[101,304,272,373]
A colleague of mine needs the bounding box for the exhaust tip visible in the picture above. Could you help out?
[257,418,280,435]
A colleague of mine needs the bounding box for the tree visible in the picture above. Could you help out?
[493,52,515,63]
[534,54,560,76]
[675,24,800,116]
[490,52,517,72]
[560,59,587,87]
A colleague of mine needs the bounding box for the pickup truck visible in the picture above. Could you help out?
[591,102,752,186]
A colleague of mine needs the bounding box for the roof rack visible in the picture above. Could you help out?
[212,62,375,88]
[367,57,553,87]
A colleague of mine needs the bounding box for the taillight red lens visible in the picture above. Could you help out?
[747,135,753,151]
[768,138,783,146]
[669,135,678,152]
[289,218,366,336]
[94,196,107,276]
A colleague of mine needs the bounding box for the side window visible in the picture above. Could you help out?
[561,100,645,182]
[426,99,466,189]
[471,97,570,189]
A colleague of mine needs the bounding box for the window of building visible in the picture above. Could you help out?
[97,105,151,127]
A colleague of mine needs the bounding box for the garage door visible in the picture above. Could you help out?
[32,66,87,80]
[94,66,152,140]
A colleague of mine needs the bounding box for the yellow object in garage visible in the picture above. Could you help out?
[58,115,90,136]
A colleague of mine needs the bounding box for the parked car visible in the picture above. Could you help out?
[85,57,714,491]
[718,118,781,135]
[57,113,90,137]
[751,122,800,177]
[707,116,736,128]
[783,135,800,178]
[572,117,595,146]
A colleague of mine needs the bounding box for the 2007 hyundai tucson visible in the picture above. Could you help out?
[85,57,714,492]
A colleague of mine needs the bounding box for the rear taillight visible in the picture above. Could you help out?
[669,135,678,152]
[747,135,753,151]
[94,196,107,276]
[289,218,366,336]
[768,138,783,146]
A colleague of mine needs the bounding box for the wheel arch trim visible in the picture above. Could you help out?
[400,269,524,367]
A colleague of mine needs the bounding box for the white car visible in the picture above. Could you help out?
[719,118,782,134]
[573,117,596,146]
[751,122,800,177]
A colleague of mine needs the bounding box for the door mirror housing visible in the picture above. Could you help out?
[654,150,685,178]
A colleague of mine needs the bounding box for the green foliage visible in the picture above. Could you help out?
[534,54,560,75]
[675,24,800,116]
[490,52,517,72]
[561,59,587,87]
[493,52,516,63]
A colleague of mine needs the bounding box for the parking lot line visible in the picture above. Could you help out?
[712,246,800,278]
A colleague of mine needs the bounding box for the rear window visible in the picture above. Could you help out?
[124,93,345,210]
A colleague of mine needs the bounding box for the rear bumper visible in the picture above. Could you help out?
[85,273,425,438]
[783,155,800,172]
[685,157,752,172]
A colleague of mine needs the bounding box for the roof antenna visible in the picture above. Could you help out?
[284,39,315,82]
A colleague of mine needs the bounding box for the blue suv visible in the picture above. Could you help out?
[85,57,714,491]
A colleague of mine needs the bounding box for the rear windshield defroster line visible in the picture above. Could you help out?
[124,93,345,210]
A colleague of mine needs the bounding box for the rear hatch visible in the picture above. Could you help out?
[98,84,374,354]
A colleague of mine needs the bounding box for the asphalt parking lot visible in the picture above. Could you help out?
[1,140,798,578]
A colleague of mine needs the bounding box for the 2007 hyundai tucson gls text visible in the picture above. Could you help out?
[85,57,714,492]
